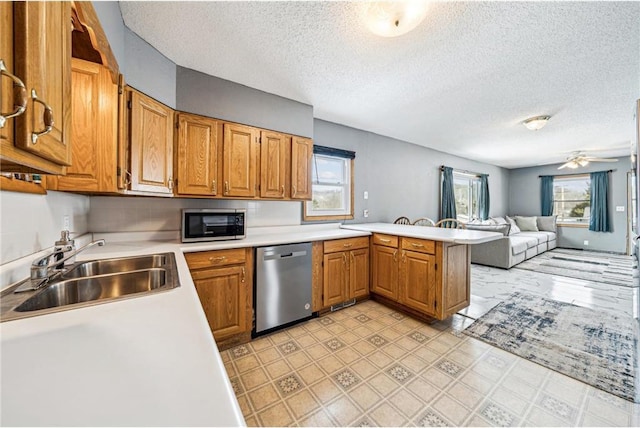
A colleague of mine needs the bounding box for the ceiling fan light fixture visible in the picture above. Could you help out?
[366,1,429,38]
[523,115,551,131]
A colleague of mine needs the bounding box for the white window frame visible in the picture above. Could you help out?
[303,153,354,221]
[452,171,481,222]
[553,174,591,227]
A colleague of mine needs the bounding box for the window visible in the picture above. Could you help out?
[453,172,481,222]
[553,175,590,225]
[303,147,354,220]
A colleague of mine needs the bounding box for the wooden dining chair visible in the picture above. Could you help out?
[435,218,466,229]
[412,218,436,226]
[393,216,411,225]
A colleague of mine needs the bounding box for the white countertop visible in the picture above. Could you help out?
[0,223,370,427]
[340,222,503,244]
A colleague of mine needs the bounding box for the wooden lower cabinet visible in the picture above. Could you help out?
[313,237,369,311]
[185,248,253,350]
[370,233,470,320]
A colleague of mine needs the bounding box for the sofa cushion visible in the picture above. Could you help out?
[492,216,508,225]
[466,223,511,236]
[537,215,557,232]
[509,235,538,254]
[519,231,551,244]
[506,216,521,235]
[515,216,539,231]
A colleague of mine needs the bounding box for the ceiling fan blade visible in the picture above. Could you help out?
[586,158,618,162]
[558,162,571,169]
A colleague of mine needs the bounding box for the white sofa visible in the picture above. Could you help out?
[468,216,557,269]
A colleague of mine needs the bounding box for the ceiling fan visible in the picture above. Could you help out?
[558,152,619,170]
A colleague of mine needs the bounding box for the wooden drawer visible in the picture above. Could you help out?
[372,233,398,248]
[324,236,369,254]
[185,248,247,270]
[401,237,435,254]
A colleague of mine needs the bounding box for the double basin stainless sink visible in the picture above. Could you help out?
[1,253,180,322]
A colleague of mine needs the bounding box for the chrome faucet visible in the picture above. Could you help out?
[14,239,106,293]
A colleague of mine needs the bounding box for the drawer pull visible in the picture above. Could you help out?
[209,256,227,263]
[393,250,398,262]
[281,185,285,197]
[343,243,353,248]
[379,238,391,243]
[292,185,297,198]
[224,181,229,195]
[30,89,54,144]
[411,243,424,248]
[241,267,246,283]
[212,180,217,193]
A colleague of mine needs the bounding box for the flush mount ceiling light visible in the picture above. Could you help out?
[366,1,430,38]
[522,115,551,131]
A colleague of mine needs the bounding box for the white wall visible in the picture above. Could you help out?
[88,197,301,233]
[0,191,90,265]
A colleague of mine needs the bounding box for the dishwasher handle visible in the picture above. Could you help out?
[262,250,308,261]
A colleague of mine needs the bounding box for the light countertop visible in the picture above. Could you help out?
[0,224,369,427]
[340,222,503,244]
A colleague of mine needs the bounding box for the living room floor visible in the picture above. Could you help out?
[221,265,639,427]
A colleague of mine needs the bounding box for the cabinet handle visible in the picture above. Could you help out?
[0,59,27,128]
[209,256,226,263]
[393,250,397,262]
[402,250,407,263]
[124,170,132,186]
[411,243,424,248]
[224,181,229,195]
[168,176,174,191]
[379,238,391,243]
[212,180,217,194]
[30,89,54,144]
[342,252,347,267]
[343,243,353,248]
[281,185,285,197]
[241,267,246,283]
[292,185,297,198]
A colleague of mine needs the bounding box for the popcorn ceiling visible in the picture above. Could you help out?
[120,1,639,169]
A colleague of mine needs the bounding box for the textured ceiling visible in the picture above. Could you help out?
[120,1,640,169]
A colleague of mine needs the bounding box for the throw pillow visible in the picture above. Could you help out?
[506,216,521,235]
[537,215,557,232]
[466,223,511,236]
[515,216,539,231]
[492,216,508,225]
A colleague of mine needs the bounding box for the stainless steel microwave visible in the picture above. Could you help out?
[181,209,246,243]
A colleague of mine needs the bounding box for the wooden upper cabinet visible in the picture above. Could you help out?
[222,123,258,198]
[127,89,174,194]
[13,2,71,166]
[260,130,289,199]
[291,136,313,200]
[49,59,118,192]
[176,113,219,196]
[0,2,15,153]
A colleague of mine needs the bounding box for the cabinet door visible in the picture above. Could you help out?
[14,1,71,165]
[222,123,258,197]
[129,90,174,194]
[399,250,437,315]
[323,251,348,307]
[349,248,369,299]
[291,136,312,200]
[191,265,248,341]
[52,59,117,192]
[371,244,398,300]
[439,243,470,319]
[176,113,218,196]
[0,2,15,150]
[260,130,288,198]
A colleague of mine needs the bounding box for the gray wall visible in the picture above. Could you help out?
[509,158,630,253]
[312,119,510,225]
[176,67,313,138]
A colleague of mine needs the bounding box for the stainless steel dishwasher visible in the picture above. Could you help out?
[255,242,313,335]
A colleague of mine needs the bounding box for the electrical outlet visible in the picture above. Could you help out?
[363,191,369,200]
[363,209,369,218]
[583,240,589,245]
[63,215,70,230]
[616,206,625,212]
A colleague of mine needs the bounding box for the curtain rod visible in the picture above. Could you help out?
[440,165,488,177]
[539,169,614,178]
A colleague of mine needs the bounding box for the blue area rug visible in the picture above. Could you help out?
[464,292,639,402]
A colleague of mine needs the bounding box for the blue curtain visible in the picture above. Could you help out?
[479,174,490,220]
[540,176,554,216]
[441,167,456,220]
[589,171,611,232]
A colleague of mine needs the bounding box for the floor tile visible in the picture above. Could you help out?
[432,394,472,426]
[298,408,336,426]
[247,383,280,412]
[240,367,270,391]
[348,383,382,411]
[310,377,342,404]
[256,402,294,427]
[297,363,325,385]
[285,389,320,420]
[388,389,424,419]
[369,402,408,427]
[478,401,517,427]
[414,408,452,427]
[326,395,361,426]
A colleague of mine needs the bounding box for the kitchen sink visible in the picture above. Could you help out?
[63,254,167,279]
[0,252,180,322]
[15,269,167,312]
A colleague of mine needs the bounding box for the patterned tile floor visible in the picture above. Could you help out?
[221,264,640,427]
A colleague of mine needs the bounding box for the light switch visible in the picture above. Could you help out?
[364,191,369,200]
[616,206,625,212]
